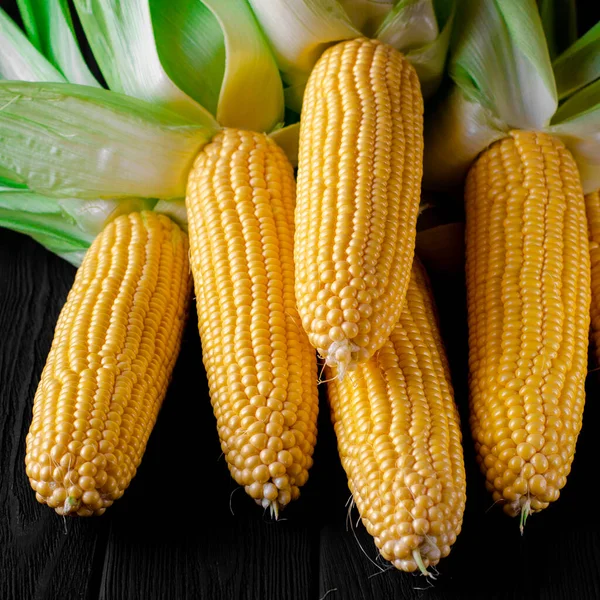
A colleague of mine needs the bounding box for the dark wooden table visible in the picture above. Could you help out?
[2,227,600,600]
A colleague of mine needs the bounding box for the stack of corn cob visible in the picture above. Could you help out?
[1,0,466,575]
[2,0,321,520]
[290,36,465,573]
[249,0,466,573]
[3,0,600,581]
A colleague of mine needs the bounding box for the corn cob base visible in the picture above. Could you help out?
[186,129,319,515]
[295,38,424,377]
[466,131,590,520]
[327,260,466,573]
[25,212,191,516]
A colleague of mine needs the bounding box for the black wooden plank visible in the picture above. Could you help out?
[96,303,319,600]
[0,229,109,600]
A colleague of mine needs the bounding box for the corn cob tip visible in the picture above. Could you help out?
[255,498,280,520]
[503,494,535,522]
[62,495,80,515]
[325,340,360,380]
[412,549,433,578]
[519,499,531,536]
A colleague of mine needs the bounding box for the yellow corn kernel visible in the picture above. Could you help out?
[25,212,191,516]
[586,191,600,365]
[295,38,424,377]
[327,258,466,573]
[466,130,590,520]
[186,129,319,516]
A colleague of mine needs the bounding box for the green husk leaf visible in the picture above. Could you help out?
[248,0,358,76]
[269,122,300,166]
[26,233,88,266]
[0,191,94,266]
[537,0,577,60]
[423,0,557,188]
[0,81,217,200]
[0,190,156,266]
[0,7,66,83]
[73,0,217,124]
[450,0,556,129]
[150,0,225,117]
[375,0,438,53]
[550,80,600,194]
[247,0,359,113]
[553,21,600,101]
[16,0,99,86]
[0,168,27,188]
[338,0,394,37]
[423,87,507,188]
[554,79,600,122]
[389,0,455,98]
[202,0,284,132]
[249,0,456,111]
[0,175,27,189]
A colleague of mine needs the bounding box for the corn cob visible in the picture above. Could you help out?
[327,258,465,573]
[586,191,600,365]
[186,129,319,515]
[25,212,191,516]
[295,38,424,378]
[466,130,590,521]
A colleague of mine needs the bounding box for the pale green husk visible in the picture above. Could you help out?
[553,20,600,100]
[0,1,288,261]
[248,0,455,112]
[16,0,100,86]
[424,0,600,194]
[0,81,217,199]
[72,0,283,131]
[0,188,155,265]
[550,80,600,195]
[0,7,65,83]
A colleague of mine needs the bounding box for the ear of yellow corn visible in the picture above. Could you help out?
[186,129,319,516]
[585,191,600,365]
[327,258,466,573]
[466,130,590,520]
[25,212,191,516]
[295,37,424,377]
